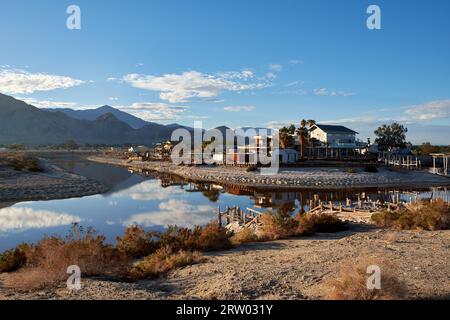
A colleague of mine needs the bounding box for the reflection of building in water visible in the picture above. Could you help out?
[253,192,297,210]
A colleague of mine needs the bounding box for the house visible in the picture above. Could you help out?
[309,124,357,146]
[302,124,367,158]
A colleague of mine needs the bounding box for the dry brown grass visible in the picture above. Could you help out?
[158,222,232,252]
[128,247,205,279]
[324,254,408,300]
[259,212,297,240]
[296,213,348,236]
[231,228,258,245]
[4,224,122,291]
[116,225,157,258]
[372,199,450,231]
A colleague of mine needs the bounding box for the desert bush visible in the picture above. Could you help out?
[158,225,203,252]
[296,213,348,235]
[231,228,258,245]
[364,165,378,173]
[128,247,205,279]
[196,222,233,251]
[324,254,408,300]
[372,199,450,230]
[259,207,298,240]
[1,153,43,172]
[0,244,30,273]
[158,223,233,252]
[4,224,122,291]
[116,225,158,258]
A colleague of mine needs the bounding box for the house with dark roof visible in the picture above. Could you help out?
[298,123,367,159]
[309,124,358,148]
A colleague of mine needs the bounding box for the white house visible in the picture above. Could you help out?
[309,124,358,147]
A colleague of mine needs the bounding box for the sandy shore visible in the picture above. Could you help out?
[0,160,108,202]
[89,156,450,190]
[1,227,448,300]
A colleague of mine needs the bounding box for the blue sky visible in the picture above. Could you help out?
[0,0,449,143]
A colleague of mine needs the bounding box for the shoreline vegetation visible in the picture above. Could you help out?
[0,200,449,300]
[89,155,450,190]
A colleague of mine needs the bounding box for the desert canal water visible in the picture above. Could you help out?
[0,161,449,251]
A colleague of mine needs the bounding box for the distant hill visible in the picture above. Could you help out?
[45,105,148,129]
[0,94,189,146]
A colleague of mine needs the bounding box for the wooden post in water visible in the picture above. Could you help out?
[217,207,222,227]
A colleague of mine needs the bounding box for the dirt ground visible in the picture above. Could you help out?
[1,226,448,300]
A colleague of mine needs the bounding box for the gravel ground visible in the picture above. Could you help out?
[1,227,448,300]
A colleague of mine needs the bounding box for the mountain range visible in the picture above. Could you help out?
[44,105,149,129]
[0,93,190,146]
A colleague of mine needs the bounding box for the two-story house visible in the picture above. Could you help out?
[307,124,366,158]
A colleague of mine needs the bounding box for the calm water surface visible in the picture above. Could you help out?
[0,160,448,251]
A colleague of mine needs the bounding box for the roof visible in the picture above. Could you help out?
[310,124,358,134]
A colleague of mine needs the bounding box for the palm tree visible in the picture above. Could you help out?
[279,127,293,149]
[296,119,317,159]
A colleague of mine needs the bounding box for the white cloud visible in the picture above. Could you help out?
[122,70,269,103]
[123,199,215,228]
[224,105,255,112]
[0,68,85,94]
[265,72,277,80]
[313,87,354,97]
[269,64,283,72]
[16,97,100,110]
[0,207,81,233]
[403,100,450,121]
[112,180,185,201]
[266,120,297,129]
[108,97,119,101]
[289,60,304,65]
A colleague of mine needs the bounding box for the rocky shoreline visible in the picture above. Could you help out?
[89,156,450,190]
[0,161,108,202]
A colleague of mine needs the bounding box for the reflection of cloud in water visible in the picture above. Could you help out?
[112,180,184,201]
[123,199,214,228]
[0,207,81,233]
